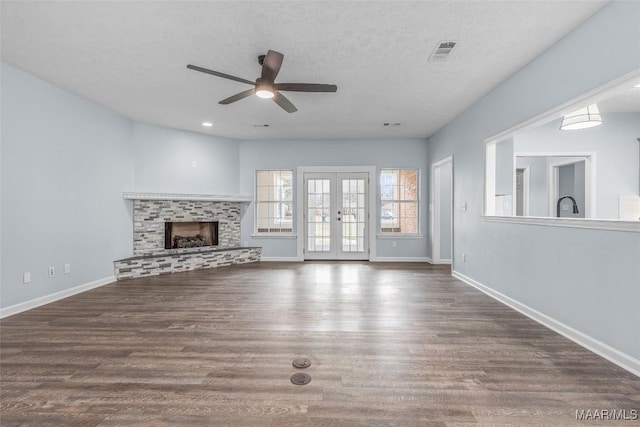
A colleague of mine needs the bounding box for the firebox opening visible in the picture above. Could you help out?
[164,221,218,249]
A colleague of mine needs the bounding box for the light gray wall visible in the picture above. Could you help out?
[573,160,586,218]
[427,1,640,360]
[439,161,452,260]
[132,122,239,195]
[515,113,639,219]
[1,63,134,309]
[495,137,514,196]
[238,138,429,259]
[516,156,548,216]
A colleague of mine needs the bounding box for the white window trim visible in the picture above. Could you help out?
[379,168,421,236]
[254,169,296,237]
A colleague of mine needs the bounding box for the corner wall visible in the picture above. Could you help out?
[132,122,240,195]
[427,1,640,364]
[1,63,134,310]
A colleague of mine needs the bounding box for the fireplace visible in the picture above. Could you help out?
[165,221,218,250]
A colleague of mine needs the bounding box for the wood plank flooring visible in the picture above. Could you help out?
[1,262,638,426]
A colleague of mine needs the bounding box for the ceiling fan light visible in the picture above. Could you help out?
[560,103,602,130]
[255,79,274,99]
[255,89,274,99]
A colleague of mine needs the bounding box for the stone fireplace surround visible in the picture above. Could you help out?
[114,193,261,280]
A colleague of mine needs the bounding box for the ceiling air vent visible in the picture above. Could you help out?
[428,41,457,62]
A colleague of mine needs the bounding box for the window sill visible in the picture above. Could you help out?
[482,216,640,233]
[251,234,297,239]
[377,234,424,239]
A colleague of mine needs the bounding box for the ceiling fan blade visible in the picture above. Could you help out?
[272,91,297,113]
[219,88,256,105]
[187,64,255,85]
[275,83,338,92]
[261,50,284,83]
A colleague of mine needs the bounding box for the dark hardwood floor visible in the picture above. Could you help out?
[1,262,638,426]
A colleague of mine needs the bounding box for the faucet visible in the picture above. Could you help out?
[557,195,579,217]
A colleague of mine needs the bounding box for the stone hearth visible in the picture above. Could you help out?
[114,193,260,279]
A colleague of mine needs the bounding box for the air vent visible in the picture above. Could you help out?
[428,41,457,62]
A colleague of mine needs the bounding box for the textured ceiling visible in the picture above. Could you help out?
[1,1,606,140]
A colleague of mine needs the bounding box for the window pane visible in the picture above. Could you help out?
[256,170,293,233]
[380,169,418,234]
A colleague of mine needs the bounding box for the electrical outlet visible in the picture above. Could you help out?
[392,241,397,248]
[23,272,31,284]
[64,264,71,274]
[48,266,55,277]
[462,253,467,263]
[192,160,197,168]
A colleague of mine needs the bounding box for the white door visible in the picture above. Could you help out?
[304,172,369,260]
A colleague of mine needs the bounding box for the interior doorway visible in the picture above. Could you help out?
[515,167,530,216]
[432,157,453,264]
[549,156,592,218]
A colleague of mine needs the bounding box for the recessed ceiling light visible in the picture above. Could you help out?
[202,122,213,127]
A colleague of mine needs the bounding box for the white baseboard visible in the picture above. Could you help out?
[372,257,432,263]
[433,258,452,265]
[452,270,640,378]
[260,257,302,262]
[0,276,115,319]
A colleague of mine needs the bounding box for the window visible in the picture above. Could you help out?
[380,169,419,234]
[256,170,293,233]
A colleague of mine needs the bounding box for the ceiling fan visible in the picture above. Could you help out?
[187,50,337,113]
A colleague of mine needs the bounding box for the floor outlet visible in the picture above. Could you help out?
[48,266,55,277]
[64,264,71,274]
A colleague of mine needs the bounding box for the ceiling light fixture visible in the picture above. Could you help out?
[560,103,602,130]
[255,79,274,99]
[202,122,213,127]
[634,83,640,88]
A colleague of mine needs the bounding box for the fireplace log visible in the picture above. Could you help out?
[173,234,206,249]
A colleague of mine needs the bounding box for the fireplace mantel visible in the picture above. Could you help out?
[123,192,251,202]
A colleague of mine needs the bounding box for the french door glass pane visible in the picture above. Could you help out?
[307,179,331,252]
[341,178,366,252]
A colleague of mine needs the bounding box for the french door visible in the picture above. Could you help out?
[304,172,369,260]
